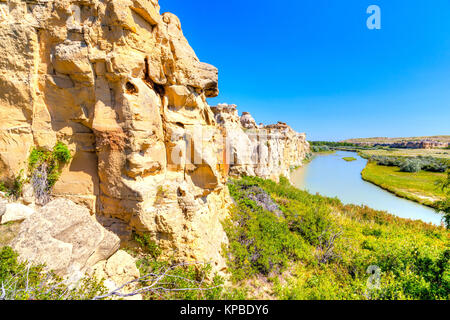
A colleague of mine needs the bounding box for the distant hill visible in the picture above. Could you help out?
[341,136,450,149]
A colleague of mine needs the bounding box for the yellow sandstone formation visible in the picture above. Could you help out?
[0,0,310,272]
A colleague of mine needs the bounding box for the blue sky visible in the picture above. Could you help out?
[161,0,450,141]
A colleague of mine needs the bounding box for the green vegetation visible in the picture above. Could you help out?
[436,171,450,228]
[359,148,450,161]
[225,176,449,300]
[28,142,72,187]
[369,155,448,173]
[0,246,107,300]
[0,142,72,202]
[28,142,71,204]
[343,157,357,162]
[311,145,335,153]
[310,141,358,147]
[0,171,25,199]
[361,162,446,208]
[135,259,231,300]
[309,141,389,153]
[125,236,246,300]
[132,232,162,259]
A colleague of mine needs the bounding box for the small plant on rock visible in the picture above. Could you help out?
[0,171,26,199]
[28,142,72,205]
[132,232,162,259]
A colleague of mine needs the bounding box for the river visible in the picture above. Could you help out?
[290,150,442,225]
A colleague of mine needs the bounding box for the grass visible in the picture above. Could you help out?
[224,176,449,300]
[343,157,357,162]
[359,149,450,161]
[361,162,446,207]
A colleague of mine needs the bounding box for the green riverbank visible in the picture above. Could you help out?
[361,162,446,208]
[225,176,449,300]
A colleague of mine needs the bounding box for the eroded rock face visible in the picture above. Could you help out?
[211,104,310,181]
[0,0,309,271]
[0,0,228,271]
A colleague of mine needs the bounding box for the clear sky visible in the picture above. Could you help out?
[160,0,450,141]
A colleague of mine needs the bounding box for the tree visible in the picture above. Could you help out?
[436,170,450,228]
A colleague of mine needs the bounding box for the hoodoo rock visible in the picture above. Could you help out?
[211,104,310,181]
[0,0,310,272]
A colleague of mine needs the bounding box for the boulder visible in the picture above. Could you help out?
[0,196,7,217]
[92,250,142,300]
[11,199,120,275]
[1,203,34,224]
[21,183,35,205]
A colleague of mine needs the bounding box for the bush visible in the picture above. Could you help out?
[53,142,72,163]
[436,171,450,228]
[28,142,71,204]
[372,155,448,173]
[0,246,107,300]
[312,145,330,152]
[399,159,422,173]
[132,232,161,259]
[225,176,449,300]
[0,171,26,199]
[134,258,234,300]
[372,156,402,167]
[225,179,308,280]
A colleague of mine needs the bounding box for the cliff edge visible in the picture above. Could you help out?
[0,0,309,273]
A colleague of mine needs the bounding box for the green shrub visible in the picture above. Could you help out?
[372,155,448,173]
[399,159,422,173]
[53,142,72,163]
[0,246,107,300]
[372,155,402,167]
[436,171,450,228]
[0,171,26,199]
[225,178,310,280]
[132,232,162,259]
[224,176,449,300]
[135,258,232,300]
[28,142,71,204]
[312,145,330,152]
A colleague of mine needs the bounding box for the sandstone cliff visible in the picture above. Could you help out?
[0,0,310,272]
[211,104,309,181]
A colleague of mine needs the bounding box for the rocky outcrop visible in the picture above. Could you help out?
[12,199,120,275]
[0,0,309,272]
[0,0,229,271]
[92,250,142,300]
[0,203,35,224]
[211,104,310,181]
[0,196,7,218]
